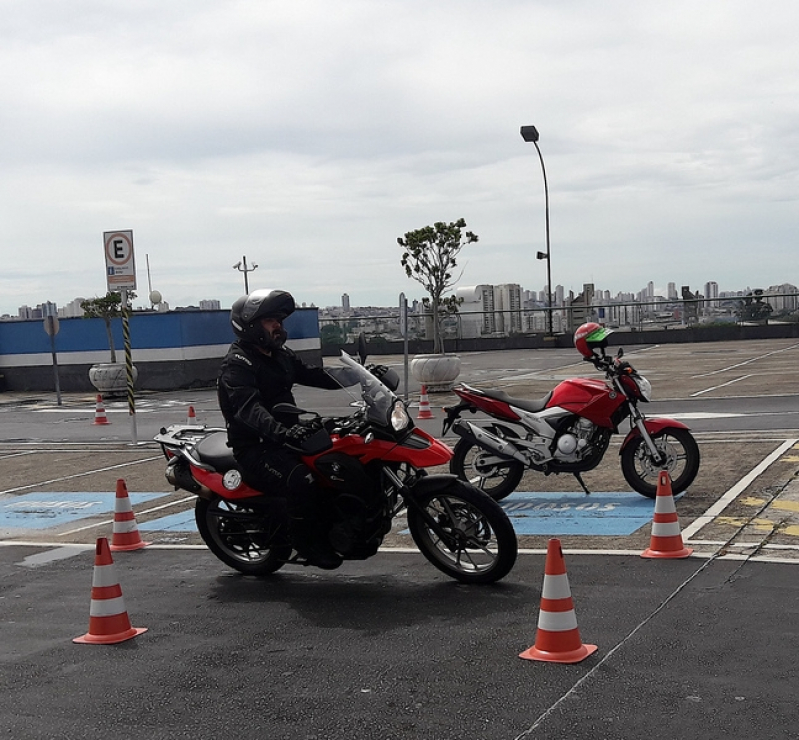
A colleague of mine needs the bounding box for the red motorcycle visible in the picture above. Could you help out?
[442,323,700,500]
[155,351,517,584]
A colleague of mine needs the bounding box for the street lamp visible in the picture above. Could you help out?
[520,125,553,336]
[233,256,258,293]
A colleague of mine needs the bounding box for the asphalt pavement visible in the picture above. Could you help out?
[2,338,799,739]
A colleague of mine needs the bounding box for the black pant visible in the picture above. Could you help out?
[233,445,324,520]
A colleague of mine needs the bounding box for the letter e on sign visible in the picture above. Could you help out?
[103,230,137,291]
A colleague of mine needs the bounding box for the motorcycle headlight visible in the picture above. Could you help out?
[390,401,411,431]
[636,375,653,401]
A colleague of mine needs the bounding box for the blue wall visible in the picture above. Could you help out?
[0,309,319,356]
[0,308,322,392]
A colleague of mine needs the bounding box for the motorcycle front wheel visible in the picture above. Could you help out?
[620,428,700,498]
[450,438,525,502]
[195,497,292,576]
[407,480,518,584]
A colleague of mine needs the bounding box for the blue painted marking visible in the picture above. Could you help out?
[501,492,656,536]
[138,510,197,533]
[0,492,162,530]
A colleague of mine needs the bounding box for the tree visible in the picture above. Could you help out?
[397,218,478,353]
[81,292,123,363]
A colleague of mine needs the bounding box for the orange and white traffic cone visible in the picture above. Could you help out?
[186,405,197,424]
[641,470,693,559]
[73,537,148,645]
[93,394,110,425]
[416,385,434,420]
[519,538,598,664]
[109,478,149,552]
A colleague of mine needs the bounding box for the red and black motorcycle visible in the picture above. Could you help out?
[155,352,517,584]
[442,326,700,500]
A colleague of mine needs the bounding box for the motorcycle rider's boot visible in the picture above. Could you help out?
[289,517,342,570]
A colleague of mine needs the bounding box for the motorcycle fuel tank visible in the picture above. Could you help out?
[547,377,623,426]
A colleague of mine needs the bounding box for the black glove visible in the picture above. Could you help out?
[366,363,389,379]
[366,363,399,391]
[283,424,316,446]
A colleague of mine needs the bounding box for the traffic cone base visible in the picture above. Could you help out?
[110,479,149,552]
[93,394,110,425]
[416,385,434,420]
[520,643,598,664]
[641,471,693,559]
[519,538,597,664]
[74,538,147,645]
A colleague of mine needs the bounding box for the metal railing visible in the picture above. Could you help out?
[318,292,799,346]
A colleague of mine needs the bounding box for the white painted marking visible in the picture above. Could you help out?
[691,374,752,397]
[691,342,799,378]
[18,546,87,567]
[58,495,196,536]
[0,456,162,497]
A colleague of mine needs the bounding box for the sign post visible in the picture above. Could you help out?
[399,292,409,401]
[103,230,137,444]
[43,314,62,406]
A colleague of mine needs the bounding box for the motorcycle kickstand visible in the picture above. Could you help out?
[573,472,591,495]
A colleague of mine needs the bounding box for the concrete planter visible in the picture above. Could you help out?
[88,363,138,397]
[410,353,461,392]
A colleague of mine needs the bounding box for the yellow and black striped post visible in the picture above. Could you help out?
[121,289,137,445]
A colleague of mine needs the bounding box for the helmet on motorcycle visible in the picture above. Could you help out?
[574,322,613,358]
[230,289,296,349]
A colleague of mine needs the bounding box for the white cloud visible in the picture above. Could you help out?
[1,0,798,315]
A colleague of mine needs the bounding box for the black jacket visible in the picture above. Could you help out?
[217,340,340,450]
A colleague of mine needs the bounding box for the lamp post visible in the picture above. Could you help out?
[233,256,258,293]
[520,125,553,336]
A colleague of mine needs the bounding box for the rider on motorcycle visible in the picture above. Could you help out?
[217,288,348,569]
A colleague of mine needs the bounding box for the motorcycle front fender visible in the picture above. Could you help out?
[620,417,692,453]
[407,473,461,497]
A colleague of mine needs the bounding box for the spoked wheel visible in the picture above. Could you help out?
[621,428,701,499]
[195,497,292,576]
[450,438,525,502]
[407,480,517,584]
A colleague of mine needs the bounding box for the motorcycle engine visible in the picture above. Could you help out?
[554,418,595,461]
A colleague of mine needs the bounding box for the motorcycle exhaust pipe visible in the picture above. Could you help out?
[451,419,528,464]
[165,457,211,497]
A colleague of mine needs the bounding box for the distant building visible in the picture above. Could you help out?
[456,284,497,338]
[59,298,86,318]
[494,283,522,334]
[342,293,350,312]
[199,299,221,311]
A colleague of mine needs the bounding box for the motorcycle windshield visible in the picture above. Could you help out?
[332,352,397,427]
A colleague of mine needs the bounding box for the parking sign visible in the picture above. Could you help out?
[104,230,137,291]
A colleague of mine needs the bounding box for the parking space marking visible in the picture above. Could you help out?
[0,456,161,496]
[0,492,163,529]
[500,492,656,536]
[683,437,799,541]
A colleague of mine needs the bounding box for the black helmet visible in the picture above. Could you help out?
[230,289,296,348]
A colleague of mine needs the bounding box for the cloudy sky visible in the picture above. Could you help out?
[2,0,798,315]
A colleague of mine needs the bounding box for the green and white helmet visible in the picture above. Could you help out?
[574,322,612,358]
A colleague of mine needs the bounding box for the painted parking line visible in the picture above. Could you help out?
[138,509,197,533]
[500,492,656,536]
[0,492,162,530]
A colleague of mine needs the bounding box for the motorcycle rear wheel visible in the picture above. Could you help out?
[620,428,700,498]
[450,438,525,502]
[407,480,518,584]
[195,497,292,576]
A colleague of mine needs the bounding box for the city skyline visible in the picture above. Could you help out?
[6,276,798,322]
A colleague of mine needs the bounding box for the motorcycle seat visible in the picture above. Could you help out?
[477,388,553,414]
[194,431,239,471]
